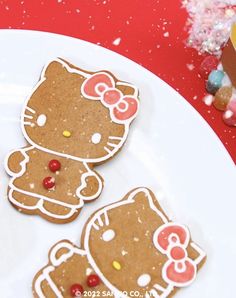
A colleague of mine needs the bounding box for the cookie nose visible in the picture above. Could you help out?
[63,130,71,138]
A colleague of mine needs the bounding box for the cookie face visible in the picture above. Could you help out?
[83,188,206,297]
[5,59,139,223]
[33,241,112,298]
[22,59,139,163]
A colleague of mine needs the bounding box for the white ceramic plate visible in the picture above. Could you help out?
[0,30,235,298]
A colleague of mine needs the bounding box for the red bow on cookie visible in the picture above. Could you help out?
[153,223,197,287]
[81,72,139,124]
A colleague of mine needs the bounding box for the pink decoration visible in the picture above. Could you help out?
[81,73,139,123]
[153,223,197,287]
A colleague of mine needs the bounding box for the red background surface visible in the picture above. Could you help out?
[0,0,235,162]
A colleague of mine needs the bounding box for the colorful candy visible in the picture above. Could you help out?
[48,159,61,172]
[199,56,219,79]
[223,99,236,126]
[43,177,55,190]
[112,260,121,270]
[63,130,71,137]
[70,284,84,297]
[206,70,225,94]
[87,274,100,287]
[214,86,232,111]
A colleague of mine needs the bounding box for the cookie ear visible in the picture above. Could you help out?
[127,188,155,206]
[43,59,68,79]
[117,82,139,97]
[126,188,168,222]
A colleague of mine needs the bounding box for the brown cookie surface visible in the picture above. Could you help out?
[5,58,139,223]
[33,241,112,298]
[33,188,206,298]
[82,188,206,298]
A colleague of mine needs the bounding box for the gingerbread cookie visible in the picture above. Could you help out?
[33,240,112,298]
[83,188,206,297]
[5,59,139,223]
[34,188,206,297]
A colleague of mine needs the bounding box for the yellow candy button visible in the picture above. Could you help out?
[112,260,121,271]
[63,130,71,138]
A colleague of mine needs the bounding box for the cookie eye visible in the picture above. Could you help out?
[37,114,47,127]
[102,229,115,242]
[137,274,151,287]
[91,133,102,144]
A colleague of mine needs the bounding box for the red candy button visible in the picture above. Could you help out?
[87,274,100,287]
[43,177,55,190]
[70,284,84,297]
[199,56,219,80]
[48,159,61,172]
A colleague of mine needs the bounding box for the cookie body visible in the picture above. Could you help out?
[34,188,206,297]
[5,58,139,223]
[6,146,103,223]
[33,241,112,298]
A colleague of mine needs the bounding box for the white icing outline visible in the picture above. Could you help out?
[21,58,138,163]
[84,188,206,298]
[34,241,87,298]
[76,162,103,202]
[4,147,103,220]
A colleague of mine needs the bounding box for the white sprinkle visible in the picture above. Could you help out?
[113,37,121,46]
[86,268,93,276]
[186,63,195,71]
[203,94,214,106]
[163,32,169,37]
[137,217,142,223]
[121,250,128,256]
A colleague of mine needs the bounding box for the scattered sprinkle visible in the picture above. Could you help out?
[186,63,195,71]
[203,94,214,106]
[112,37,121,46]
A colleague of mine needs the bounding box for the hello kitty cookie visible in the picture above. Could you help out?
[33,188,206,297]
[5,58,139,223]
[82,188,206,297]
[33,241,112,298]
